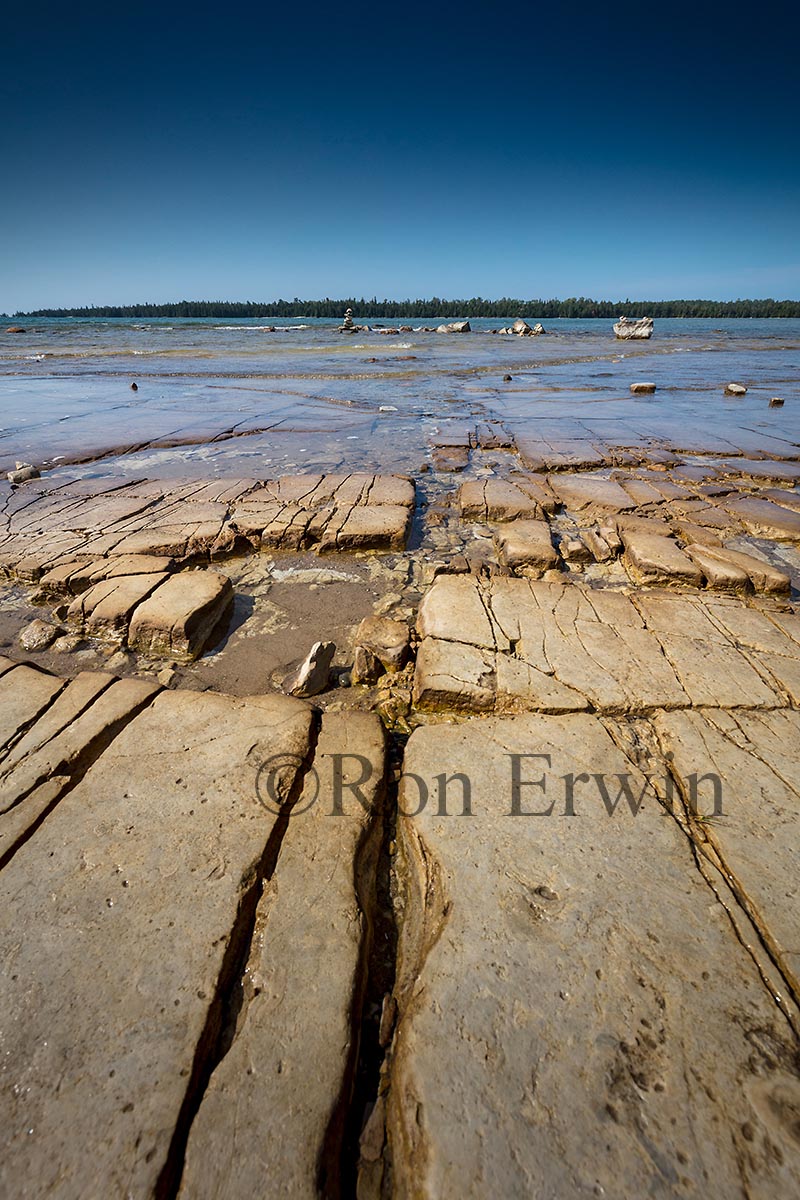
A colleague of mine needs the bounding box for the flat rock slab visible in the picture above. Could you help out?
[0,473,416,580]
[0,664,65,753]
[547,473,635,514]
[459,478,544,522]
[621,528,704,588]
[179,712,385,1199]
[387,715,800,1198]
[414,576,797,715]
[724,496,800,540]
[127,569,233,660]
[0,689,314,1199]
[652,706,800,997]
[0,672,160,857]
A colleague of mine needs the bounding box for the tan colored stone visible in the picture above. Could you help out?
[724,496,800,540]
[0,690,313,1199]
[685,544,751,594]
[0,675,159,854]
[388,715,800,1199]
[354,615,410,672]
[621,529,704,588]
[547,474,634,514]
[459,479,542,522]
[705,545,791,595]
[494,520,560,574]
[67,572,169,639]
[412,637,496,711]
[653,707,800,992]
[178,713,385,1200]
[322,504,411,551]
[633,594,781,708]
[127,569,233,660]
[0,665,64,753]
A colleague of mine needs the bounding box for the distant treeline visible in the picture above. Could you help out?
[13,297,800,319]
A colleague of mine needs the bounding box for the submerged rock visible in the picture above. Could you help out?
[630,381,657,394]
[613,316,653,340]
[283,640,336,697]
[724,382,747,396]
[769,396,785,407]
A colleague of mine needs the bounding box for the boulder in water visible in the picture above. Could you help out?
[613,316,654,340]
[436,320,471,333]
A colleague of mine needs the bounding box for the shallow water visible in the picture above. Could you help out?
[1,317,798,478]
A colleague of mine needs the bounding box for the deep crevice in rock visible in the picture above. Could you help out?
[154,709,322,1200]
[317,730,402,1199]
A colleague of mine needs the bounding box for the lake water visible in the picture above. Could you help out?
[1,317,798,479]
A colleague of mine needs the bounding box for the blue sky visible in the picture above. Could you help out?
[1,0,798,312]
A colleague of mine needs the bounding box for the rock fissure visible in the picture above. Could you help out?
[615,718,800,1037]
[319,730,398,1199]
[154,710,322,1200]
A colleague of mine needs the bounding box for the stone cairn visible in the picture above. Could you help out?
[340,307,356,333]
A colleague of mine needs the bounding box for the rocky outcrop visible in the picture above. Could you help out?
[435,320,471,333]
[0,685,314,1198]
[620,528,704,588]
[613,315,653,339]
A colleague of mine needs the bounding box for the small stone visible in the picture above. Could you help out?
[7,464,40,484]
[354,616,410,674]
[106,650,133,672]
[131,382,138,391]
[51,604,69,622]
[769,397,785,407]
[630,382,657,394]
[379,405,398,412]
[375,593,403,615]
[724,382,747,396]
[352,645,383,686]
[503,374,513,382]
[337,671,352,688]
[283,641,336,698]
[52,634,83,654]
[19,619,61,652]
[157,667,178,688]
